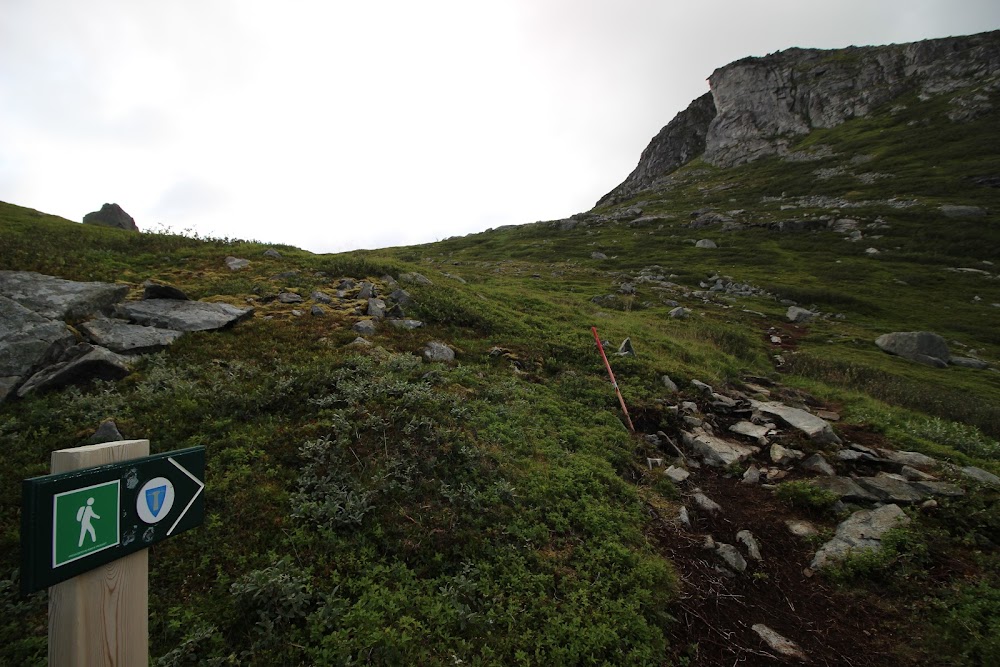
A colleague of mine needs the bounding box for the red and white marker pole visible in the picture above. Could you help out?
[591,326,636,433]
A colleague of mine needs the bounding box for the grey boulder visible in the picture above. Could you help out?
[17,344,131,397]
[786,306,816,323]
[367,298,387,318]
[423,341,456,363]
[353,320,377,335]
[0,296,76,401]
[875,331,950,367]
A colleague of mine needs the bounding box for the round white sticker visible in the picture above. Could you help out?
[136,477,175,524]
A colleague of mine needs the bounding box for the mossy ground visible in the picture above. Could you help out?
[1,90,999,665]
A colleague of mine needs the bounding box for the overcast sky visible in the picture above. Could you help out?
[2,1,998,253]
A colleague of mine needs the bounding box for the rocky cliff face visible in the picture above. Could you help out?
[599,30,1000,205]
[597,92,716,206]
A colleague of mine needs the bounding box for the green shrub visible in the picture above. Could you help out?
[774,480,840,513]
[825,526,929,584]
[930,581,1000,665]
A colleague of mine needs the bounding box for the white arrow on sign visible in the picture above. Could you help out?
[167,456,205,536]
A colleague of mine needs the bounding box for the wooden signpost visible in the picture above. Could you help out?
[21,440,205,666]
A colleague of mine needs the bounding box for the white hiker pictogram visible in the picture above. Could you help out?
[76,497,100,547]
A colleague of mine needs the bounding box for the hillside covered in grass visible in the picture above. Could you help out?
[2,31,1000,667]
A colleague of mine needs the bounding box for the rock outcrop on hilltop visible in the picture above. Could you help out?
[600,30,1000,205]
[83,203,139,231]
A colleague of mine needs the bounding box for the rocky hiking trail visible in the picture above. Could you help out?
[631,376,999,666]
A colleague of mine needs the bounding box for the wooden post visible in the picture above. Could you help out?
[48,440,150,667]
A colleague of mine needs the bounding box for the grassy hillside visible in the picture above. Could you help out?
[1,87,999,665]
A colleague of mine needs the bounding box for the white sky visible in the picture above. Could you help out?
[2,1,999,253]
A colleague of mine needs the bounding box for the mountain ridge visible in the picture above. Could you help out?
[600,29,1000,206]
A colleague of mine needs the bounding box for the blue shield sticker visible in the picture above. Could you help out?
[145,486,167,517]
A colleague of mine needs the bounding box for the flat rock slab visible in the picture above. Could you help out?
[749,400,841,444]
[17,345,130,397]
[856,475,927,504]
[0,296,76,401]
[116,300,254,332]
[80,318,185,354]
[913,481,965,497]
[0,270,128,320]
[682,428,759,467]
[665,466,690,483]
[809,476,879,503]
[879,449,938,469]
[950,356,989,370]
[961,466,1000,487]
[812,504,910,570]
[729,420,769,445]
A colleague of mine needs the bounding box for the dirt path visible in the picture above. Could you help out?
[648,470,913,666]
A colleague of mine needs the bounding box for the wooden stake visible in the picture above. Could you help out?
[591,327,636,432]
[49,440,150,667]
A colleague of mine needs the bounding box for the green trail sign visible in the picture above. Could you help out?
[21,446,205,594]
[53,480,121,567]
